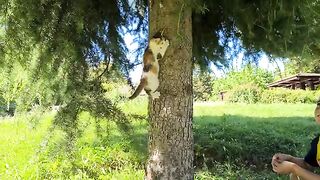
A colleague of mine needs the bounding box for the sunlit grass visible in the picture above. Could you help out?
[0,102,318,179]
[194,102,315,118]
[0,112,54,179]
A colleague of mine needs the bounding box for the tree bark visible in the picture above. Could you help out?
[146,0,193,179]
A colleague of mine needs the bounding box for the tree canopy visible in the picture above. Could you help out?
[1,0,319,84]
[1,0,137,139]
[2,0,319,75]
[192,0,320,69]
[1,0,320,178]
[1,0,320,149]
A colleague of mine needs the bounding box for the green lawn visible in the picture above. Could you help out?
[0,112,54,179]
[194,103,317,179]
[0,102,318,179]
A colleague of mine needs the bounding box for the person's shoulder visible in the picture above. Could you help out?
[311,134,320,143]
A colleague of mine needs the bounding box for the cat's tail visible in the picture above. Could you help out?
[129,78,147,100]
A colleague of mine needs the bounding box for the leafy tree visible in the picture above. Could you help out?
[1,0,320,179]
[193,67,214,101]
[0,65,26,114]
[212,66,274,97]
[285,56,320,74]
[0,61,61,115]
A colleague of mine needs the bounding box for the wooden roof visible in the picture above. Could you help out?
[268,73,320,89]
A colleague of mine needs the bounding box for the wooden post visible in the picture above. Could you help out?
[308,81,315,90]
[300,82,306,90]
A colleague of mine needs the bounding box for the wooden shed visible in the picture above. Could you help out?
[268,73,320,90]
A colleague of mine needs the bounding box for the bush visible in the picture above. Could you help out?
[261,88,319,104]
[193,70,214,102]
[227,84,262,103]
[211,66,274,100]
[260,88,288,103]
[224,86,320,104]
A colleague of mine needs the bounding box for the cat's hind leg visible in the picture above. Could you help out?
[151,91,160,99]
[145,89,159,99]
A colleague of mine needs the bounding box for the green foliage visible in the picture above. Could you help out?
[0,61,68,115]
[2,0,319,109]
[3,0,320,73]
[260,88,320,104]
[211,66,274,97]
[31,108,145,179]
[2,0,320,178]
[285,56,320,74]
[227,83,262,103]
[225,86,320,104]
[0,65,25,113]
[193,68,214,101]
[211,66,320,104]
[0,110,53,179]
[192,0,320,70]
[1,103,318,179]
[1,0,135,143]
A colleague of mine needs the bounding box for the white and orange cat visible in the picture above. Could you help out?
[129,35,170,99]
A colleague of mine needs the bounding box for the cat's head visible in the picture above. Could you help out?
[149,37,170,59]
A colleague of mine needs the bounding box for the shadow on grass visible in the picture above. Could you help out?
[93,114,318,177]
[194,114,318,172]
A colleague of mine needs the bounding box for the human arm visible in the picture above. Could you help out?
[273,161,320,180]
[272,153,312,170]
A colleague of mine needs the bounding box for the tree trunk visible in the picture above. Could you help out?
[146,0,193,179]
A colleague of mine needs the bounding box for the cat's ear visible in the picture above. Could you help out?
[152,31,162,39]
[152,29,167,39]
[160,28,165,37]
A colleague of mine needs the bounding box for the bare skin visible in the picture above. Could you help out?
[271,107,320,180]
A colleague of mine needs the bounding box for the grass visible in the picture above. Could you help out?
[0,111,54,179]
[193,103,317,179]
[0,101,318,179]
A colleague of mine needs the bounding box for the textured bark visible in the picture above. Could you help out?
[146,0,193,179]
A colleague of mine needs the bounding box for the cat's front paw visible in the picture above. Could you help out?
[151,91,160,99]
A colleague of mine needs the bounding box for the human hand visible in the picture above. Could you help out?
[272,160,295,174]
[272,153,291,163]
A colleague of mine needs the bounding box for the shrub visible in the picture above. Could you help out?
[193,70,214,101]
[211,66,274,100]
[225,87,320,104]
[261,88,319,104]
[227,84,261,103]
[260,88,288,103]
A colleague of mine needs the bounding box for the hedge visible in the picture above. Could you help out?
[224,85,320,104]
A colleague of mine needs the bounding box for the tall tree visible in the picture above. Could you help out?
[285,56,320,74]
[146,0,193,179]
[1,0,320,179]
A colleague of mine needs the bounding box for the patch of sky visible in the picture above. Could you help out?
[123,22,285,83]
[211,28,285,78]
